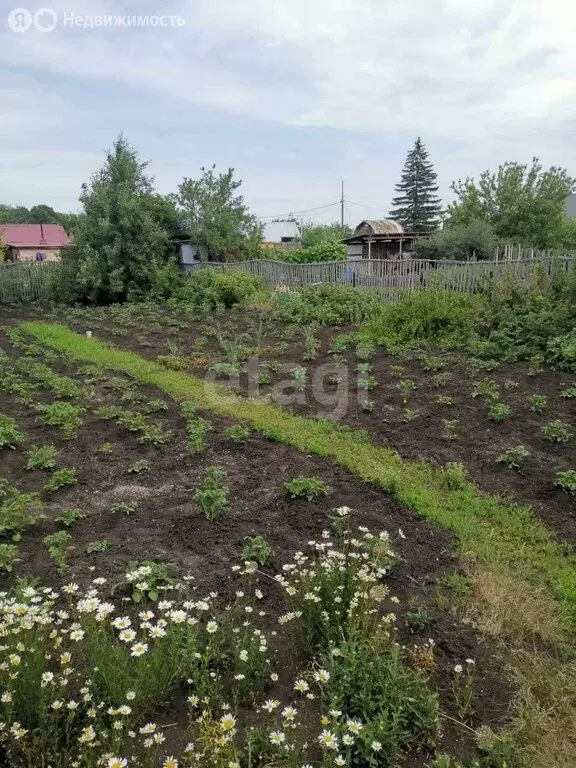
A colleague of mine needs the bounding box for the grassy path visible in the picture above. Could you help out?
[23,321,576,630]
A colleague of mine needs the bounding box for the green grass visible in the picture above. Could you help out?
[22,322,576,629]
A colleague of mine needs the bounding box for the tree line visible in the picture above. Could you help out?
[2,134,575,302]
[389,138,576,259]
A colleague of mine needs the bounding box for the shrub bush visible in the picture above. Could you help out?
[359,265,576,367]
[414,220,496,261]
[273,284,382,325]
[361,289,481,350]
[167,268,265,312]
[471,268,576,368]
[280,240,347,263]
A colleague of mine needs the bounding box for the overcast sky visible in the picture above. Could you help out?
[1,0,575,224]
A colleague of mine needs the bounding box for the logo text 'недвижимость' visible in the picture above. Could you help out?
[7,8,186,32]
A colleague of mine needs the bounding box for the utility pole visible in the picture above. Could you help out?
[340,179,344,227]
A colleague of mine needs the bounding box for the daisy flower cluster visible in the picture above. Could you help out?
[0,514,439,768]
[0,570,277,768]
[275,510,398,649]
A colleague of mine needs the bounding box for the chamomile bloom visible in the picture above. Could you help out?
[313,669,330,683]
[78,725,96,744]
[206,621,218,634]
[119,629,136,643]
[107,758,128,768]
[112,617,131,630]
[282,706,297,722]
[346,719,362,734]
[163,758,178,768]
[294,679,309,693]
[130,642,148,657]
[269,730,285,745]
[220,713,236,731]
[318,730,338,750]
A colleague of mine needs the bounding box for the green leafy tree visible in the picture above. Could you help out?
[447,158,575,248]
[176,165,261,261]
[281,240,347,263]
[389,138,442,232]
[414,220,496,261]
[0,203,76,231]
[0,204,31,224]
[27,205,60,224]
[0,232,5,262]
[59,136,173,304]
[56,212,80,236]
[551,215,576,250]
[300,222,352,246]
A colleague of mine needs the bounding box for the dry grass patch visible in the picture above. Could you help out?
[467,566,576,768]
[468,567,566,650]
[512,650,576,768]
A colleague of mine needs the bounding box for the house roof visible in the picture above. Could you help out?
[262,219,301,243]
[354,220,405,235]
[0,224,70,248]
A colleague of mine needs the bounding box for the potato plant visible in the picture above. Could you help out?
[529,394,548,413]
[226,424,251,443]
[488,403,511,422]
[554,470,576,495]
[56,508,88,527]
[43,469,78,493]
[195,466,229,520]
[43,531,71,572]
[284,476,331,501]
[0,414,24,450]
[541,420,573,444]
[242,535,273,566]
[497,445,530,470]
[26,445,57,471]
[36,402,84,439]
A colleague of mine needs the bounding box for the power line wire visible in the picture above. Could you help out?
[346,199,386,213]
[257,201,341,221]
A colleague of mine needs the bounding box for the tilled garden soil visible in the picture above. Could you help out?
[0,320,515,764]
[54,305,575,548]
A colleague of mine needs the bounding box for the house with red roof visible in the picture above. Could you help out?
[0,224,70,263]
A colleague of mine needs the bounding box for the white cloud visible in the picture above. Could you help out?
[0,0,575,212]
[1,0,575,138]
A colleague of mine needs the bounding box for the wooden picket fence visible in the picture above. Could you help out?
[0,261,59,303]
[184,257,575,299]
[1,256,574,304]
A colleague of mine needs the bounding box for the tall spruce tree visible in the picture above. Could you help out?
[389,138,442,232]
